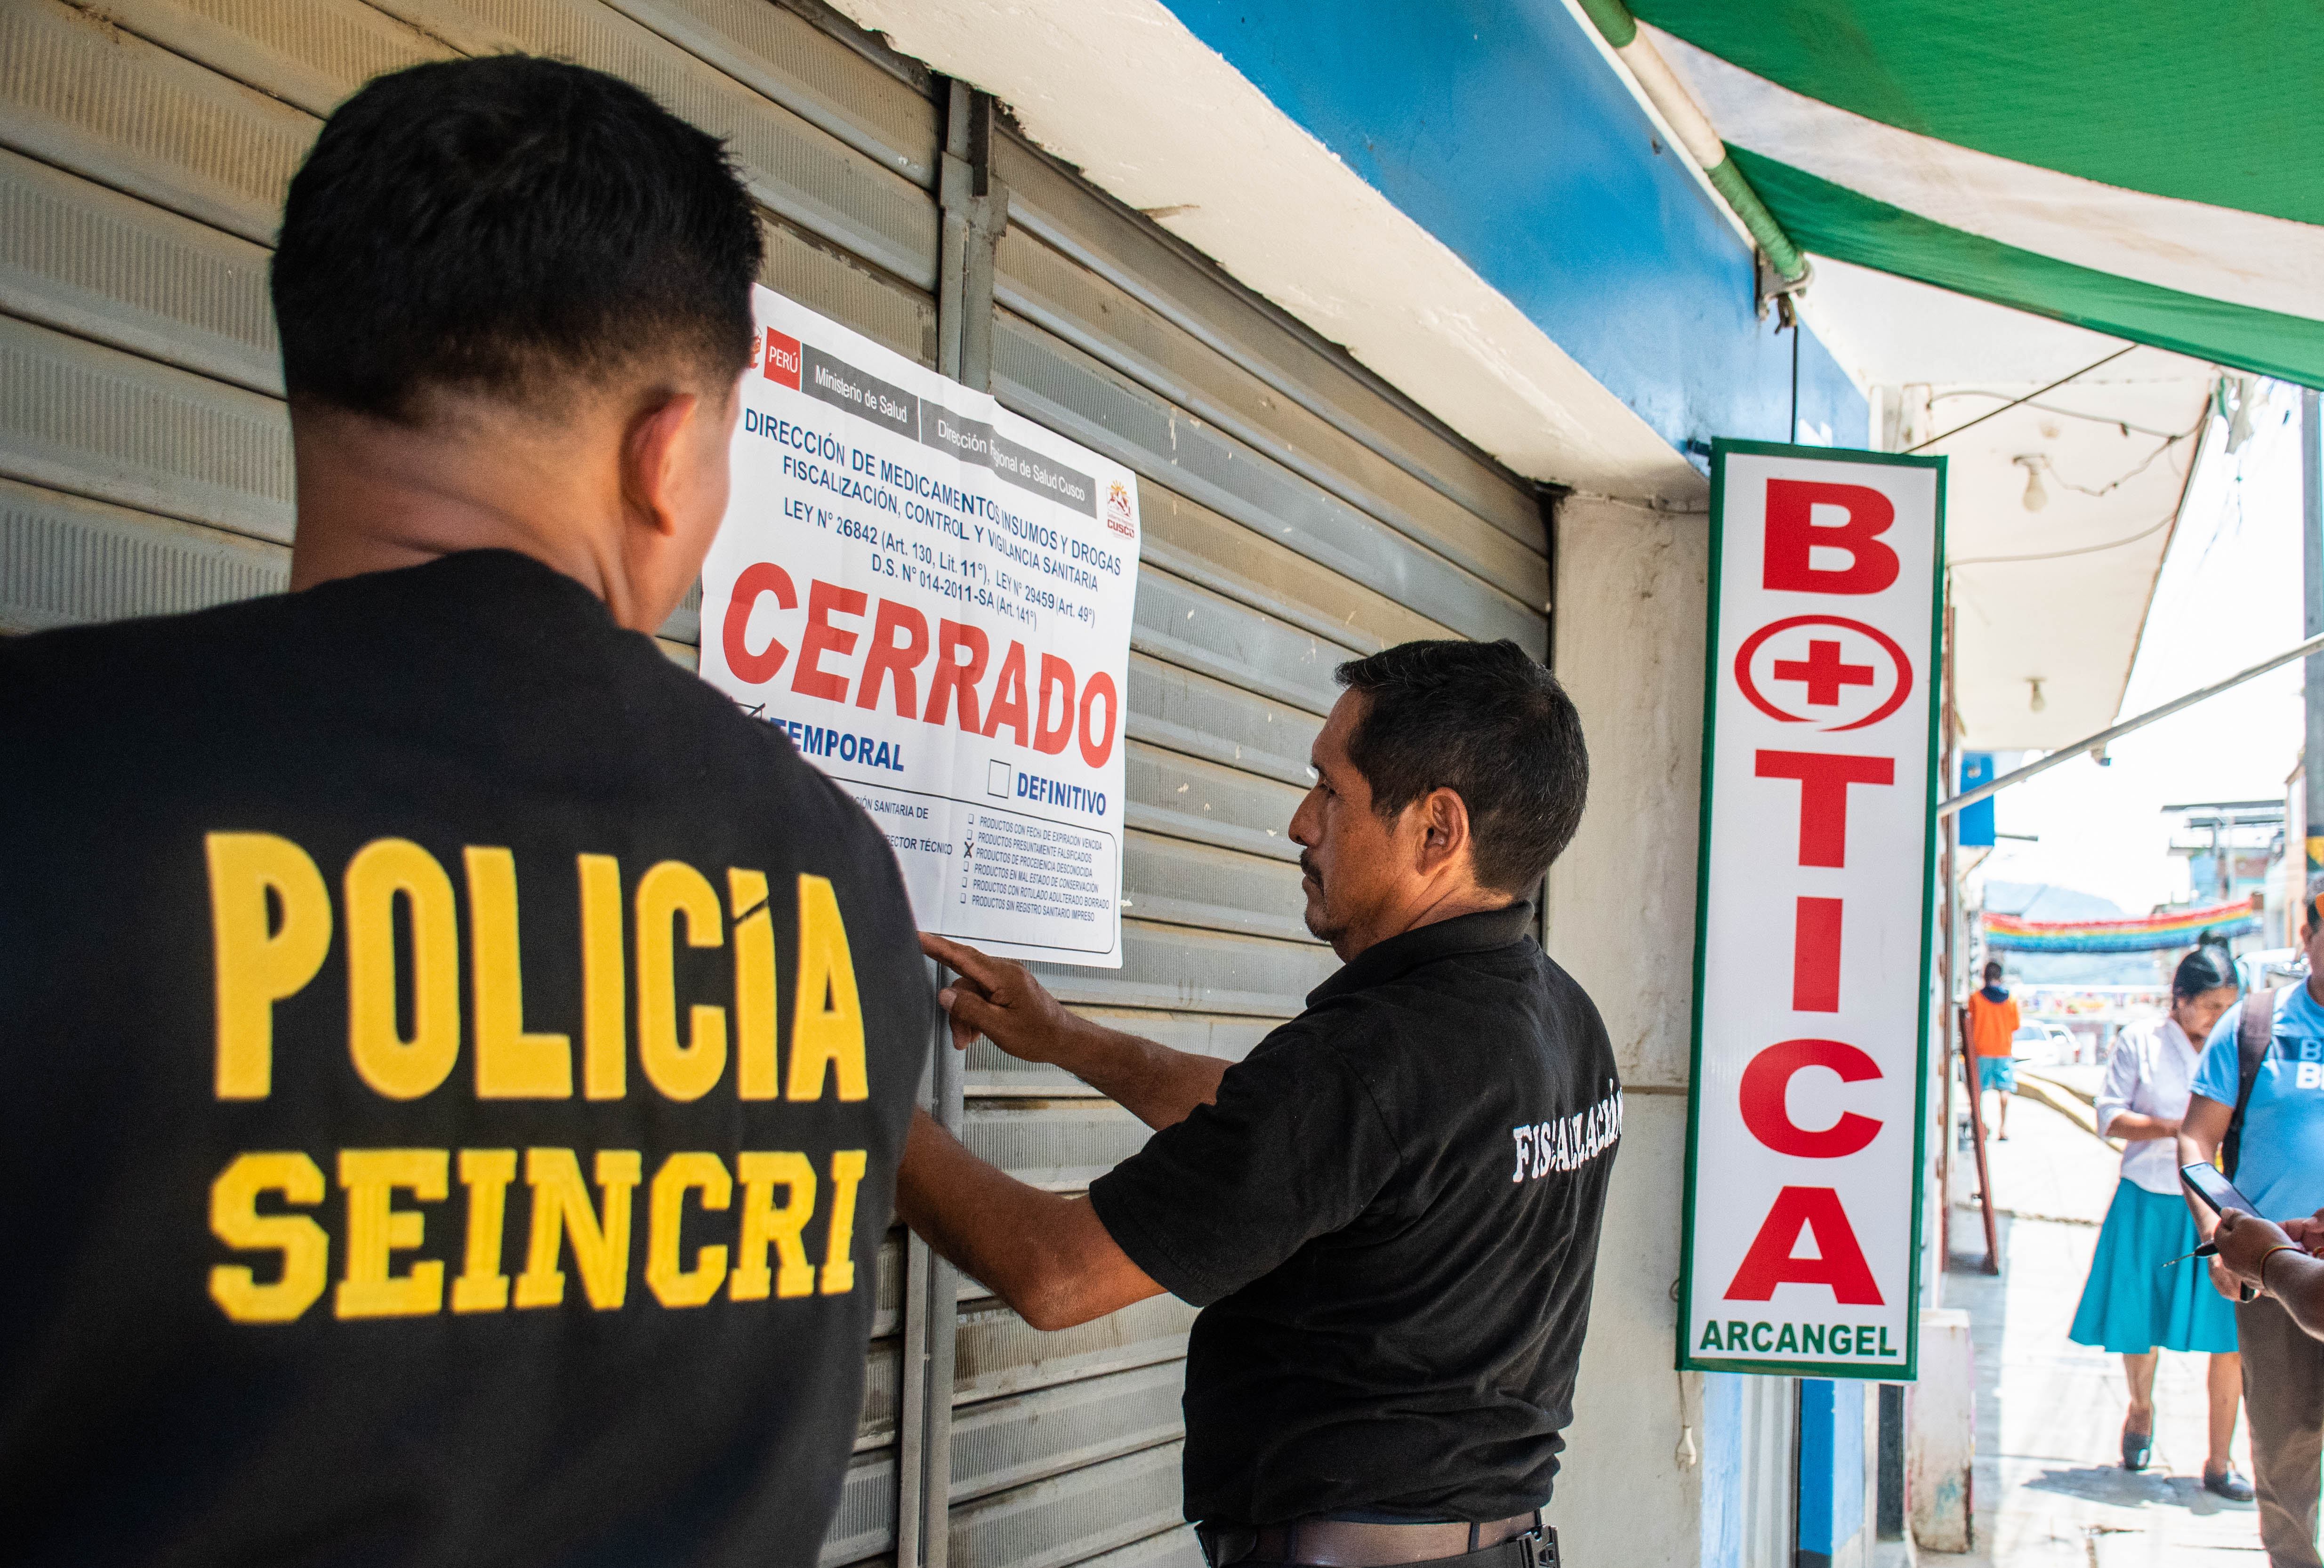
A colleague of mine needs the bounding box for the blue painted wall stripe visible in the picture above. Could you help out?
[1157,0,1867,462]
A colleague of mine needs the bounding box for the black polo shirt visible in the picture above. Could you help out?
[0,550,926,1566]
[1088,903,1620,1526]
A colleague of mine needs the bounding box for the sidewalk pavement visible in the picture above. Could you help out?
[1923,1091,2262,1567]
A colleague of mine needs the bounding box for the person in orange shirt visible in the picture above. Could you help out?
[1968,959,2023,1140]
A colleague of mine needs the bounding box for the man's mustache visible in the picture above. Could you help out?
[1299,853,1320,886]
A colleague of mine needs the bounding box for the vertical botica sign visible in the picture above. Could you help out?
[1680,440,1945,1379]
[700,287,1139,967]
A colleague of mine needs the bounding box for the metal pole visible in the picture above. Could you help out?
[1939,630,2324,816]
[1938,597,1957,1274]
[2305,387,2323,874]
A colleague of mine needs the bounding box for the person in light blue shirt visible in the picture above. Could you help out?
[2183,876,2324,1568]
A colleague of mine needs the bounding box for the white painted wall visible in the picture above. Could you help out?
[1545,494,1709,1090]
[1552,1093,1705,1563]
[1545,496,1714,1560]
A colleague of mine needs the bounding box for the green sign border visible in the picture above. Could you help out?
[1675,438,1948,1383]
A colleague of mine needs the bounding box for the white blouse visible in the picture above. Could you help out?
[2094,1016,2206,1195]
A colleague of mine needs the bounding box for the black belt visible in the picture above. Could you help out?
[1198,1512,1558,1568]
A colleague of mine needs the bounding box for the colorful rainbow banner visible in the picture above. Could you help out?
[1984,896,2262,954]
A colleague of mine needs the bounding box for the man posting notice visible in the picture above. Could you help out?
[0,59,925,1564]
[903,640,1616,1568]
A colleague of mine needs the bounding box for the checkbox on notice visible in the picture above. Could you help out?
[987,760,1013,799]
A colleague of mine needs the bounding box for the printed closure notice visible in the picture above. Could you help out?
[1680,440,1945,1380]
[700,288,1138,965]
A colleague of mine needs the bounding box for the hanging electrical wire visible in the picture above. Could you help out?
[1922,393,2188,441]
[1948,508,2181,567]
[2036,423,2201,499]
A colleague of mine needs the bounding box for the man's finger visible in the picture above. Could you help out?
[933,988,983,1051]
[943,986,1007,1039]
[921,930,1007,989]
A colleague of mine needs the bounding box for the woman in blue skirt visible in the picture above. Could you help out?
[2070,944,2251,1497]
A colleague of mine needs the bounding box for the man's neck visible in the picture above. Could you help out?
[284,401,636,618]
[1332,885,1516,964]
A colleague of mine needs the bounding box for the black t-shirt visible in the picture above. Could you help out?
[0,551,927,1566]
[1088,903,1619,1526]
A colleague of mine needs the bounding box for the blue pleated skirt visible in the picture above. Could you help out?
[2069,1178,2240,1355]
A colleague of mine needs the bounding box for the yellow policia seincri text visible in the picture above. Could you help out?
[203,833,868,1105]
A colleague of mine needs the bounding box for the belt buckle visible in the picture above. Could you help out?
[1525,1523,1559,1568]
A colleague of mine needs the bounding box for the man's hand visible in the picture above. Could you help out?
[918,931,1230,1130]
[2209,1256,2244,1301]
[2283,1209,2324,1253]
[2217,1207,2294,1293]
[921,932,1086,1063]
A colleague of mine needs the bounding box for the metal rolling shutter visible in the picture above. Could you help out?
[0,4,1547,1566]
[918,123,1548,1568]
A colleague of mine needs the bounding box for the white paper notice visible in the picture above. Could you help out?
[700,287,1139,967]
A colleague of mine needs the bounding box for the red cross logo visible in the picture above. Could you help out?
[1772,639,1875,708]
[1733,615,1913,732]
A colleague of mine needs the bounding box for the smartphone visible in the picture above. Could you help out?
[2182,1162,2261,1217]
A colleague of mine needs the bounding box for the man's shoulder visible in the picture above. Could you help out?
[0,565,884,871]
[1282,938,1608,1071]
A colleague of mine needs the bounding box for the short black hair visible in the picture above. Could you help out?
[273,56,762,421]
[1982,960,2003,978]
[2173,943,2237,1002]
[1333,639,1587,893]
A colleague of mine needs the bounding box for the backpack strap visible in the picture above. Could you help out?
[2223,986,2280,1182]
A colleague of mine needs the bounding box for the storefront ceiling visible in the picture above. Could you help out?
[1808,258,2215,751]
[839,0,2254,749]
[829,0,1866,505]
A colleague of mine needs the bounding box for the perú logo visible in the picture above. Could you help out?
[760,328,802,390]
[1104,481,1135,539]
[1733,615,1913,732]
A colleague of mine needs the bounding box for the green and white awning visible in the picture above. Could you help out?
[1625,0,2324,387]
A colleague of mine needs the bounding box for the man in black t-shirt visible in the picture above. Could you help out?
[904,640,1615,1568]
[0,59,925,1566]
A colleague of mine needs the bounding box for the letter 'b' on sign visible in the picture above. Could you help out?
[1763,480,1898,595]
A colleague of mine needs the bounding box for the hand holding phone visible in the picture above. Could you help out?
[2182,1162,2260,1218]
[2183,1164,2263,1302]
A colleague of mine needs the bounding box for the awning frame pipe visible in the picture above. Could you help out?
[1571,0,1809,282]
[1938,630,2324,816]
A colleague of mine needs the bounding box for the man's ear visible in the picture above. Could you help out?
[1414,786,1472,875]
[620,390,700,539]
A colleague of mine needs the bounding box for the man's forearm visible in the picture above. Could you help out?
[2266,1251,2324,1340]
[919,932,1226,1130]
[1043,1019,1229,1131]
[893,1110,1162,1331]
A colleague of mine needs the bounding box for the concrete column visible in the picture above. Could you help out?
[1545,493,1711,1564]
[1908,1309,1976,1552]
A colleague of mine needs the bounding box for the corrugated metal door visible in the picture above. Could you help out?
[0,4,1548,1566]
[935,116,1552,1568]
